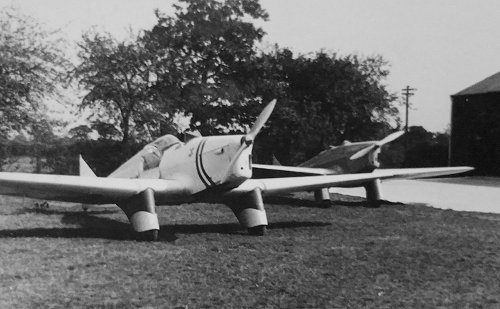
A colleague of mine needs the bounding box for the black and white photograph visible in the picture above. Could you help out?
[0,0,499,307]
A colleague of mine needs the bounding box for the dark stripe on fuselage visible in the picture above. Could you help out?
[195,139,210,188]
[198,139,216,186]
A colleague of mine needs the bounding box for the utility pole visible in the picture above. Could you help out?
[401,86,416,161]
[401,85,416,133]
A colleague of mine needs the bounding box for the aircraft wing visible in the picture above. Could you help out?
[229,166,473,196]
[252,163,336,177]
[0,172,185,204]
[370,168,474,179]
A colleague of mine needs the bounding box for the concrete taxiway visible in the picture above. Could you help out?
[333,177,500,214]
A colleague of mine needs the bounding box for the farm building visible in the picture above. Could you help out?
[450,71,500,175]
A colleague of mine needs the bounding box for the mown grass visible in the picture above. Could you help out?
[1,193,499,308]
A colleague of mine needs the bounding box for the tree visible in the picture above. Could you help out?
[379,126,450,168]
[251,48,399,164]
[68,125,93,141]
[74,31,164,143]
[0,7,69,138]
[31,118,57,173]
[74,0,269,141]
[91,121,121,141]
[142,0,269,135]
[72,0,399,167]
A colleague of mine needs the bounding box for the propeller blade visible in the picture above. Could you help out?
[349,145,375,160]
[220,99,277,184]
[349,130,405,160]
[377,130,405,146]
[247,99,276,140]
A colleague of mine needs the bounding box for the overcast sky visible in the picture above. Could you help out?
[3,0,500,132]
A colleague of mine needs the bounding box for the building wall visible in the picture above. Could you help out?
[450,93,500,175]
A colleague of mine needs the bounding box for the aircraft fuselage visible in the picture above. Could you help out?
[299,141,381,174]
[108,134,253,205]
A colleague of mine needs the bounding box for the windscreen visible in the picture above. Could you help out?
[142,135,182,170]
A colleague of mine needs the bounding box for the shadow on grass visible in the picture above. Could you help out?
[266,195,405,208]
[333,199,405,207]
[0,210,331,242]
[165,221,331,235]
[0,227,133,240]
[19,208,119,215]
[265,196,339,208]
[0,212,132,240]
[266,195,370,208]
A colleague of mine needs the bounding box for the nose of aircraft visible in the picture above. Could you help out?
[221,137,253,185]
[231,143,253,178]
[198,135,253,187]
[220,99,276,184]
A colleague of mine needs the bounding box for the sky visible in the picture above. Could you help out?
[3,0,500,132]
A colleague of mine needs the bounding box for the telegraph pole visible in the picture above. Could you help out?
[401,86,416,133]
[402,86,416,158]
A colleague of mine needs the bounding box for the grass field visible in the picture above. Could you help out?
[1,193,500,308]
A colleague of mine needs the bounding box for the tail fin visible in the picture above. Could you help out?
[272,154,282,166]
[79,155,96,177]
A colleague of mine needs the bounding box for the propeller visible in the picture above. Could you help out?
[349,130,405,160]
[220,99,277,183]
[241,99,277,146]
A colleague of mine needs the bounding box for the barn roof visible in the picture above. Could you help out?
[454,71,500,96]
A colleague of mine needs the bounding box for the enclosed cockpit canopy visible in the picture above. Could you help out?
[150,135,181,153]
[108,134,182,178]
[142,135,182,170]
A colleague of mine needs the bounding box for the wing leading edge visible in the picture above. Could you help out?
[0,166,473,204]
[252,163,335,176]
[0,172,186,204]
[229,166,474,196]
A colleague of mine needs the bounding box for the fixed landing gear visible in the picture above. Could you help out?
[248,225,266,236]
[136,229,159,241]
[226,188,268,236]
[118,188,160,241]
[364,179,383,208]
[319,200,332,208]
[365,200,384,208]
[314,188,332,208]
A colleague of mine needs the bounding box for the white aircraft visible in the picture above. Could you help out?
[253,130,410,206]
[0,100,472,240]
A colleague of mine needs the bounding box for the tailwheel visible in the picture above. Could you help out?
[137,229,159,241]
[248,225,266,236]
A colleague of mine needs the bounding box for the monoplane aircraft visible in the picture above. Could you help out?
[253,130,411,206]
[0,100,472,240]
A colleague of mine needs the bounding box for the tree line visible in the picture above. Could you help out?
[0,0,447,174]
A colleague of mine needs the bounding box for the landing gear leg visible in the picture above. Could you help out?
[227,188,268,236]
[314,188,332,208]
[364,179,383,208]
[118,188,160,241]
